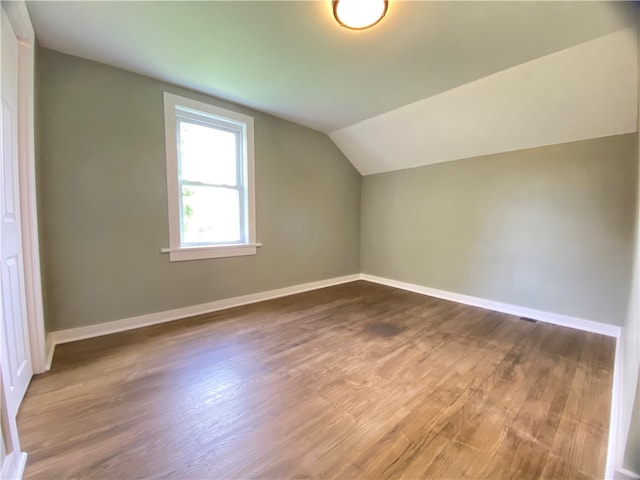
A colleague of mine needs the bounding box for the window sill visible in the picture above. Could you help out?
[161,243,262,262]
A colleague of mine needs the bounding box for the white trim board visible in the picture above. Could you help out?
[45,274,361,369]
[361,274,621,338]
[606,335,623,479]
[44,334,55,372]
[0,451,27,480]
[615,468,640,480]
[3,0,46,375]
[46,272,623,370]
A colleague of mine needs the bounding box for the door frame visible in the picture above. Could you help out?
[2,0,45,375]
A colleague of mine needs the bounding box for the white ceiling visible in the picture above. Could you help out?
[27,1,638,174]
[331,28,638,175]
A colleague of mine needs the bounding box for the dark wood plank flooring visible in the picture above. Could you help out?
[17,281,615,479]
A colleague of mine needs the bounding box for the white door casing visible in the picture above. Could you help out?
[5,0,46,375]
[1,2,40,477]
[1,6,33,418]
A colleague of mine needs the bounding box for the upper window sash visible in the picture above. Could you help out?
[176,118,243,189]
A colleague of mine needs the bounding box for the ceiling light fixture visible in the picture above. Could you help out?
[333,0,388,30]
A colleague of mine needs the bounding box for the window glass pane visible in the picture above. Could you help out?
[179,120,238,186]
[181,185,241,244]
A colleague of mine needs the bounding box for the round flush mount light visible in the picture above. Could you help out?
[333,0,389,30]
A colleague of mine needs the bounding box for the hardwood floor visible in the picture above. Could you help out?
[18,281,614,479]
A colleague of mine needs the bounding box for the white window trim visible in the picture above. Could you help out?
[162,92,258,261]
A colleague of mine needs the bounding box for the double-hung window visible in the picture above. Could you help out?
[163,93,258,261]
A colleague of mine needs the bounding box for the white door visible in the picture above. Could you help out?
[1,6,33,418]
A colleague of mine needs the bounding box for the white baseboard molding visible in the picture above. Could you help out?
[606,336,623,479]
[615,467,640,480]
[361,274,622,338]
[1,451,27,480]
[45,272,623,370]
[45,274,361,366]
[46,272,623,369]
[15,453,27,480]
[44,333,55,371]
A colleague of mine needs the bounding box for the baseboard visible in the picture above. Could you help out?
[1,451,27,480]
[47,272,622,367]
[606,336,623,479]
[46,274,361,364]
[615,467,640,480]
[360,274,621,338]
[15,453,27,480]
[45,333,55,371]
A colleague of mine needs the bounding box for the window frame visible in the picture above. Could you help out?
[162,92,258,261]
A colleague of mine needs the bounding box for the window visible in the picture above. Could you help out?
[162,93,258,261]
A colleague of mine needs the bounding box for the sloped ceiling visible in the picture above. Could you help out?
[27,1,638,175]
[331,28,638,175]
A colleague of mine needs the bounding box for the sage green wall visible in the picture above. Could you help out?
[37,48,361,332]
[34,41,52,334]
[361,134,637,326]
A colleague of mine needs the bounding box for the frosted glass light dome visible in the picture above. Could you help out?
[333,0,388,30]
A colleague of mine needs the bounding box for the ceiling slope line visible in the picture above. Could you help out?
[330,28,638,176]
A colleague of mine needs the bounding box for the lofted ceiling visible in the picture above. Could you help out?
[28,1,638,174]
[331,28,638,174]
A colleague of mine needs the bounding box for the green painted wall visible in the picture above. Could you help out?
[361,134,637,326]
[37,48,361,332]
[34,41,51,335]
[37,46,637,338]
